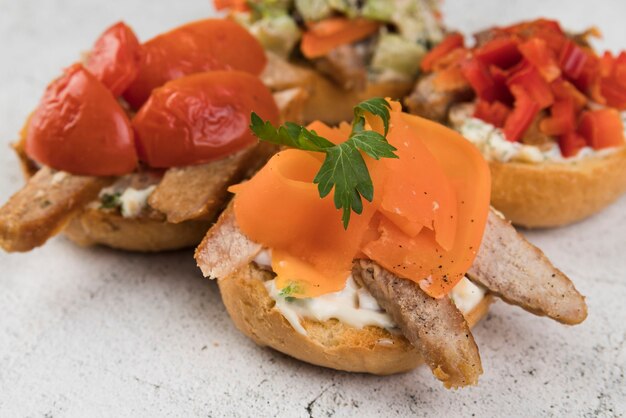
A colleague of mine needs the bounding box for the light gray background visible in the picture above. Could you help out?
[0,0,625,417]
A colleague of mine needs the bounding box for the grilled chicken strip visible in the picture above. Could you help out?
[405,73,473,123]
[313,44,368,91]
[149,142,278,224]
[467,210,587,325]
[353,260,482,388]
[0,167,111,252]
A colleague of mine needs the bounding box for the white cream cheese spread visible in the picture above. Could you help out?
[253,250,486,336]
[458,117,621,163]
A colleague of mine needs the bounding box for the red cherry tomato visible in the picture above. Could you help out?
[25,64,137,176]
[132,71,279,168]
[86,21,142,96]
[123,19,267,109]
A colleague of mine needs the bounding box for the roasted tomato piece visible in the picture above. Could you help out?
[86,21,142,96]
[132,71,279,168]
[25,64,137,176]
[123,19,266,108]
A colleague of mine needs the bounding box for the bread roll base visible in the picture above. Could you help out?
[218,263,492,375]
[490,146,626,228]
[63,208,211,252]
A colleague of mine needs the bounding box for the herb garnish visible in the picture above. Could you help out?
[100,192,122,209]
[278,281,304,301]
[250,98,398,228]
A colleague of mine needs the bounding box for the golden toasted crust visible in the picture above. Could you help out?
[218,263,492,375]
[489,146,626,228]
[63,207,210,252]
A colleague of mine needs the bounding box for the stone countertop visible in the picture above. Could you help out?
[0,0,624,416]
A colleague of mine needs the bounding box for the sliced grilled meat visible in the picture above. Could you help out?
[0,167,112,252]
[467,210,587,325]
[353,259,483,388]
[195,204,261,279]
[405,73,473,123]
[149,142,278,224]
[313,44,368,91]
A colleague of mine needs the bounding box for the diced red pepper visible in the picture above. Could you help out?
[600,51,615,77]
[503,85,541,142]
[558,132,587,157]
[551,78,587,111]
[518,38,561,82]
[474,100,511,128]
[601,80,626,109]
[506,19,566,54]
[421,33,465,72]
[460,58,496,100]
[507,61,554,108]
[475,37,522,69]
[490,65,514,105]
[578,109,625,150]
[539,99,576,136]
[560,40,589,80]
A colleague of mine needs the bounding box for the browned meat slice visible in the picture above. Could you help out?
[195,204,261,279]
[353,260,482,388]
[467,210,587,325]
[405,73,473,123]
[148,142,278,224]
[0,167,111,252]
[313,44,367,91]
[261,51,315,92]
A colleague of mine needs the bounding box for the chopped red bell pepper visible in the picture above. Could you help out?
[507,19,566,54]
[490,65,514,105]
[507,61,554,108]
[503,85,541,142]
[421,33,465,72]
[560,40,589,80]
[558,132,587,157]
[460,58,495,100]
[475,37,522,69]
[578,109,625,150]
[474,100,511,128]
[539,99,576,136]
[551,78,587,110]
[601,80,626,109]
[518,38,561,82]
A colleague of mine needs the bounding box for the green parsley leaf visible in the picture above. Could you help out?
[250,113,334,152]
[352,97,391,135]
[100,192,122,209]
[250,98,398,229]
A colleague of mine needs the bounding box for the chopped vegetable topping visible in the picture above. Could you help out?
[421,19,626,156]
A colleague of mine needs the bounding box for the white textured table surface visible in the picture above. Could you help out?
[1,1,625,416]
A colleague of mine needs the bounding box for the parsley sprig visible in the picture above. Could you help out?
[250,98,398,229]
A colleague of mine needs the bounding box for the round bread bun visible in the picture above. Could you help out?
[489,145,626,228]
[63,208,211,252]
[218,262,493,375]
[261,52,414,125]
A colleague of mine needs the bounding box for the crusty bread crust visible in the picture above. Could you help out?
[63,207,210,252]
[490,145,626,228]
[218,263,492,375]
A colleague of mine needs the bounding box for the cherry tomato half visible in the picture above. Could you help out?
[25,64,137,176]
[86,21,142,96]
[132,71,279,168]
[123,19,267,109]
